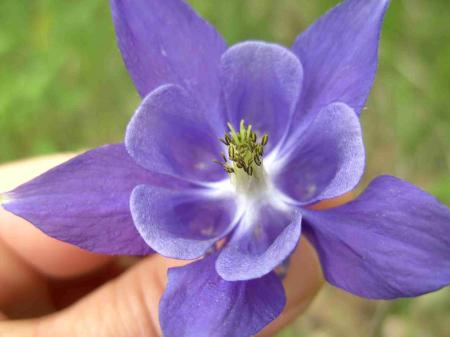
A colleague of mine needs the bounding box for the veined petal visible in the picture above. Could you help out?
[125,85,226,183]
[216,204,301,281]
[130,184,237,260]
[303,176,450,299]
[220,41,303,152]
[160,254,286,337]
[110,0,227,112]
[291,0,389,131]
[0,144,174,255]
[273,102,364,205]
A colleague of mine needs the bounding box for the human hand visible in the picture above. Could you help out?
[0,154,325,337]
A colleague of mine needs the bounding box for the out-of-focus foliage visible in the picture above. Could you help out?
[1,0,448,202]
[278,287,450,337]
[0,1,138,161]
[1,1,449,335]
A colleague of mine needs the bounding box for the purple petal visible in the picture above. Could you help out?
[291,0,389,130]
[0,144,178,255]
[130,184,237,260]
[220,41,303,151]
[160,254,286,337]
[125,85,226,183]
[216,205,301,281]
[273,102,364,204]
[110,0,227,111]
[303,176,450,299]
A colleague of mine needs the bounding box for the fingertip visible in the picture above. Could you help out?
[0,154,76,193]
[310,191,354,210]
[0,207,113,279]
[284,238,324,309]
[259,238,324,336]
[0,153,111,279]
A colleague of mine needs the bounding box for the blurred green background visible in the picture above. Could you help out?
[0,0,449,336]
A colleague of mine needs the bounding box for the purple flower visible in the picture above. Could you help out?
[2,0,449,336]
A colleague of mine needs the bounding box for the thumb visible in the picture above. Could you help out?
[1,255,184,337]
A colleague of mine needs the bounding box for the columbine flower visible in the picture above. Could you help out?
[2,0,449,336]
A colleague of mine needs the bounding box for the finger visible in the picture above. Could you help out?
[310,191,354,210]
[0,153,115,317]
[0,153,349,334]
[0,239,321,337]
[0,204,138,318]
[0,207,113,279]
[0,154,113,279]
[0,231,130,318]
[0,236,54,318]
[48,260,129,310]
[0,154,77,193]
[0,254,187,337]
[257,238,323,337]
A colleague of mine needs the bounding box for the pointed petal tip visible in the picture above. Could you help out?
[290,0,390,125]
[110,0,226,104]
[0,193,10,205]
[303,175,450,299]
[341,0,390,14]
[0,144,156,256]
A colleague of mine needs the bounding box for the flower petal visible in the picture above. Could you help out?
[220,41,303,151]
[216,204,301,281]
[110,0,227,110]
[273,102,364,204]
[130,184,237,260]
[160,254,286,337]
[302,176,450,299]
[291,0,389,129]
[0,144,172,255]
[125,85,226,183]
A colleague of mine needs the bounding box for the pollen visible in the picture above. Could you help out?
[215,120,268,177]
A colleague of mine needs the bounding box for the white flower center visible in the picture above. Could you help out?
[214,120,270,199]
[208,120,293,228]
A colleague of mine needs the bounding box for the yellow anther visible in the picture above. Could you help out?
[261,134,269,146]
[214,121,269,177]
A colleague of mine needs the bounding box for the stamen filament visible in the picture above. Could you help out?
[213,120,269,180]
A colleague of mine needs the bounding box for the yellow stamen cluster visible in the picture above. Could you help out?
[215,120,268,176]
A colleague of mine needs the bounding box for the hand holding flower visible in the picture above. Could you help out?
[0,155,323,337]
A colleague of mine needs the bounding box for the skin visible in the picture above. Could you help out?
[0,153,349,337]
